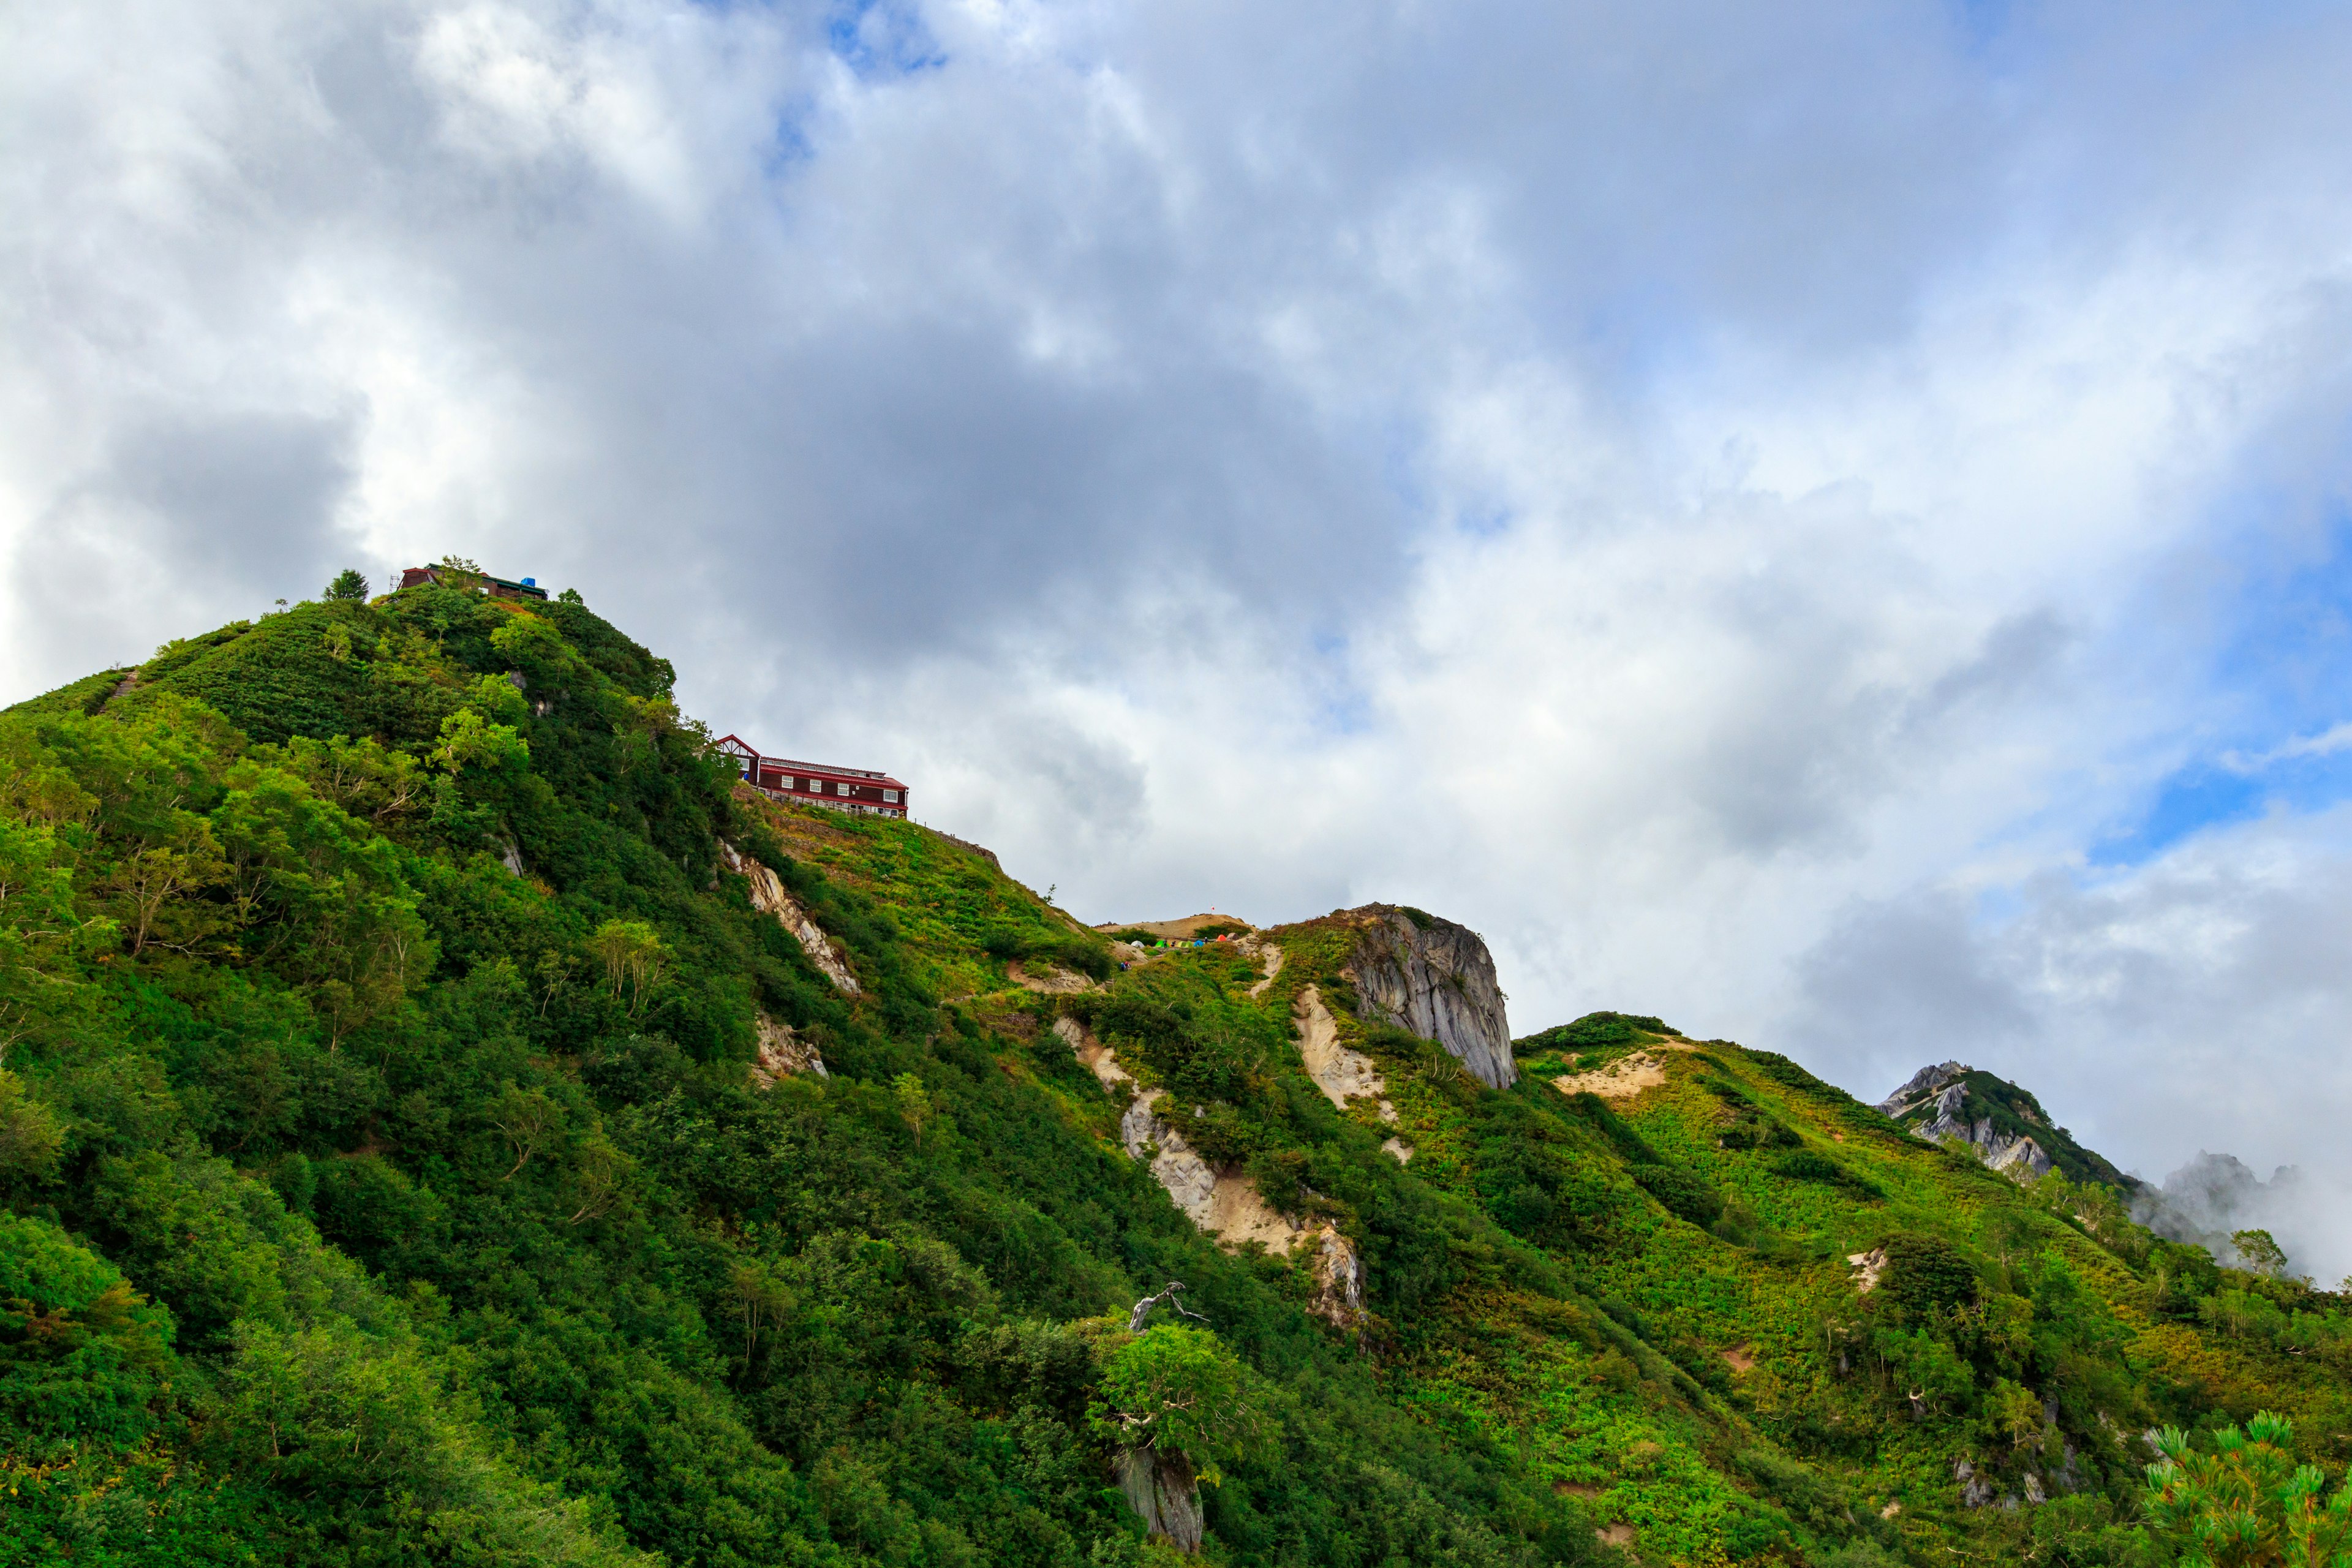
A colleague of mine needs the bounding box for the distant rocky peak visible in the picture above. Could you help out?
[1876,1061,2132,1190]
[1877,1061,1969,1119]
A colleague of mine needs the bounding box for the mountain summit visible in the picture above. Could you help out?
[1876,1061,2135,1188]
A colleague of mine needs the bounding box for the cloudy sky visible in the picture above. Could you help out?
[10,0,2352,1269]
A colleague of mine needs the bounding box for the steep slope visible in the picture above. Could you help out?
[4,586,2348,1568]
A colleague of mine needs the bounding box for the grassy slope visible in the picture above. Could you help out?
[3,595,2347,1568]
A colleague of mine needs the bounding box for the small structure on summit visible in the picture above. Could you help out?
[714,733,909,820]
[398,564,549,601]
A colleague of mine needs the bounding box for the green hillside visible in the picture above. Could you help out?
[3,578,2348,1567]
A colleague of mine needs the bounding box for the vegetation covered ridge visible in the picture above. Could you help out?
[1,571,2346,1568]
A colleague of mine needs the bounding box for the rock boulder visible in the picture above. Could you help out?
[1339,905,1515,1089]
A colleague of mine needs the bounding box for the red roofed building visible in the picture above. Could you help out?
[714,734,908,820]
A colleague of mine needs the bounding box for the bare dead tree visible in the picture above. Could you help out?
[1128,1280,1210,1334]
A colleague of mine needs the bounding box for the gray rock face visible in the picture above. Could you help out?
[1879,1061,2052,1180]
[1117,1447,1204,1552]
[1340,905,1515,1090]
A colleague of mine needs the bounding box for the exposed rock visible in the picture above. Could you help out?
[1880,1062,2052,1178]
[1306,1226,1366,1330]
[1117,1447,1205,1553]
[2023,1472,2046,1506]
[1295,986,1395,1121]
[1549,1047,1689,1103]
[498,839,524,877]
[1095,912,1250,941]
[721,842,861,995]
[750,1015,826,1084]
[1955,1460,1994,1510]
[1240,937,1285,998]
[1071,1012,1366,1327]
[1009,959,1095,993]
[1874,1061,2151,1186]
[1054,1016,1133,1093]
[2132,1151,2307,1268]
[1847,1248,1888,1294]
[1120,1089,1306,1253]
[1339,905,1515,1088]
[1380,1136,1416,1164]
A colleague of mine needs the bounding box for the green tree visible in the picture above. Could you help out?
[2143,1412,2352,1566]
[1090,1324,1267,1552]
[2234,1229,2290,1279]
[586,920,666,1013]
[324,569,369,601]
[0,1068,64,1180]
[0,1212,178,1450]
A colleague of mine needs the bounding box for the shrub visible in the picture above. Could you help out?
[1634,1164,1725,1228]
[1515,1012,1676,1056]
[1773,1149,1883,1199]
[1881,1234,1982,1321]
[2143,1412,2352,1565]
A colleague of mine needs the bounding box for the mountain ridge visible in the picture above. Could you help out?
[3,583,2348,1568]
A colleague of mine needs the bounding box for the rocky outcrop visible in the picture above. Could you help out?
[1054,1016,1133,1093]
[721,842,861,995]
[750,1015,826,1083]
[1117,1447,1205,1553]
[1118,1090,1305,1253]
[1879,1062,2051,1180]
[1064,1018,1366,1326]
[1294,986,1397,1123]
[1338,905,1515,1089]
[1305,1226,1366,1329]
[1009,959,1094,993]
[1846,1248,1887,1294]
